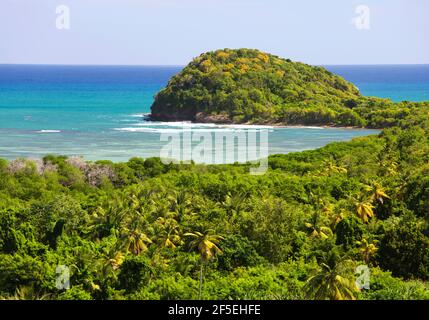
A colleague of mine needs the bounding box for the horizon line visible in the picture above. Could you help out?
[1,63,429,67]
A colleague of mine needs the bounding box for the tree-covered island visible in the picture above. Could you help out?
[151,48,429,128]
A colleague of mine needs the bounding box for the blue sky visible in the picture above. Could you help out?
[0,0,428,65]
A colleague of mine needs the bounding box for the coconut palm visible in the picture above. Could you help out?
[317,160,347,176]
[155,217,182,249]
[1,286,51,300]
[355,199,375,223]
[330,209,348,230]
[168,190,192,222]
[184,230,223,299]
[364,182,390,204]
[97,249,125,281]
[379,159,398,177]
[305,212,332,240]
[122,227,152,255]
[305,255,359,300]
[88,195,129,239]
[185,230,223,261]
[356,238,378,264]
[222,192,247,215]
[222,192,248,231]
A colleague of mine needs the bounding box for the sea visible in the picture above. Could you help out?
[0,64,428,162]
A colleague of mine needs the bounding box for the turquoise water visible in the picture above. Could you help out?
[0,64,427,162]
[326,65,429,102]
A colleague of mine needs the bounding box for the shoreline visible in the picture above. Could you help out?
[144,117,378,131]
[146,113,382,130]
[244,122,370,130]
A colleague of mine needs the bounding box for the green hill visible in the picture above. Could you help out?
[150,48,428,128]
[150,48,365,125]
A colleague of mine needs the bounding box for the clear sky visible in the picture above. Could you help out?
[1,0,428,65]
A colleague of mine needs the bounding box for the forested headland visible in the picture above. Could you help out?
[151,48,429,128]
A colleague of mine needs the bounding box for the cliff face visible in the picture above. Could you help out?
[150,48,366,125]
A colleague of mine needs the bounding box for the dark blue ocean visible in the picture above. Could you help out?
[0,64,428,161]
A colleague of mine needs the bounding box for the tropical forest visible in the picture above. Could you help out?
[1,49,429,300]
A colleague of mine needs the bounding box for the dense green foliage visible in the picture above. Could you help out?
[1,113,429,300]
[150,48,429,128]
[1,49,429,300]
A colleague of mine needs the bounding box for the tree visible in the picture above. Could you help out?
[222,191,248,231]
[216,235,265,271]
[96,248,125,287]
[378,215,429,280]
[335,215,365,250]
[305,212,332,240]
[355,198,375,223]
[184,230,223,299]
[118,255,154,293]
[154,217,182,249]
[305,249,359,300]
[364,182,390,204]
[168,190,192,223]
[356,238,378,264]
[317,160,347,176]
[122,228,152,255]
[1,285,51,300]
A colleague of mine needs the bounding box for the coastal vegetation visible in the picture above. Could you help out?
[1,49,429,300]
[150,48,429,128]
[1,115,429,299]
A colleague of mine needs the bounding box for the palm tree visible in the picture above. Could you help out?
[317,160,347,176]
[355,199,375,223]
[305,255,359,300]
[379,159,398,177]
[330,209,348,230]
[356,238,378,264]
[168,190,192,222]
[320,201,348,230]
[364,182,390,204]
[1,286,51,300]
[155,217,182,249]
[222,192,247,216]
[184,230,223,299]
[305,212,332,240]
[88,195,129,239]
[122,227,152,255]
[97,249,125,281]
[222,192,248,231]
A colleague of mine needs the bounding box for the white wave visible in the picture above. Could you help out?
[132,121,274,129]
[293,126,326,130]
[134,121,218,128]
[114,127,241,133]
[114,127,163,133]
[129,113,151,118]
[113,127,277,134]
[220,124,274,129]
[36,130,62,133]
